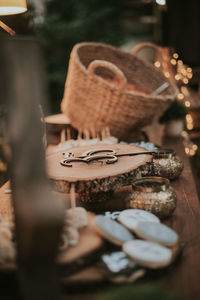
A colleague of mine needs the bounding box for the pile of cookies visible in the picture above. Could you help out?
[94,209,179,272]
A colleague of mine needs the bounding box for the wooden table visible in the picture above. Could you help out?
[0,137,199,300]
[61,136,200,300]
[154,136,200,299]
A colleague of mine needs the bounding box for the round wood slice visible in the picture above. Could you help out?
[45,113,71,125]
[46,143,152,201]
[45,113,71,133]
[44,113,77,145]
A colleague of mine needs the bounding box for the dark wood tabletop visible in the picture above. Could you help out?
[154,136,200,299]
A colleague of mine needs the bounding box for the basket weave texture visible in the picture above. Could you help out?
[61,42,178,139]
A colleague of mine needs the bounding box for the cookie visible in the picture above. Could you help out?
[95,215,134,246]
[118,209,160,232]
[123,240,172,268]
[134,222,178,247]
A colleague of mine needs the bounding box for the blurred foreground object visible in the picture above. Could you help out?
[0,36,63,300]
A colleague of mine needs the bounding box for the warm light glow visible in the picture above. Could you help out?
[0,0,27,15]
[189,149,195,156]
[177,93,184,100]
[181,69,187,76]
[154,61,161,68]
[185,101,191,108]
[164,72,170,78]
[178,60,183,66]
[173,53,179,59]
[184,143,198,156]
[183,78,189,84]
[187,73,193,79]
[186,114,192,122]
[193,144,198,151]
[186,113,194,131]
[175,74,181,80]
[155,0,166,5]
[170,59,177,65]
[187,67,192,72]
[185,147,190,154]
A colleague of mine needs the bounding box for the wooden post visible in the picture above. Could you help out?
[0,36,64,300]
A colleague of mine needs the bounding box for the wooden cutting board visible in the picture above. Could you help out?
[47,143,152,182]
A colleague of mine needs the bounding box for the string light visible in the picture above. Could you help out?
[193,144,198,151]
[183,78,189,84]
[168,51,193,115]
[185,147,190,155]
[186,114,194,130]
[175,74,181,80]
[185,101,191,108]
[170,59,176,65]
[189,149,196,156]
[186,114,192,121]
[187,73,192,79]
[177,93,184,100]
[157,49,196,156]
[181,131,197,156]
[154,61,161,68]
[173,53,179,59]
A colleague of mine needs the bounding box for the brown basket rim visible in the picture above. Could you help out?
[72,42,178,101]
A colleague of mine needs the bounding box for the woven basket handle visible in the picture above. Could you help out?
[88,60,127,91]
[131,42,163,66]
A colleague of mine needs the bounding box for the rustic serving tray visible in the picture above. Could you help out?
[46,143,152,202]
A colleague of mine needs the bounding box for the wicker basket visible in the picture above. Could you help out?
[61,42,178,139]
